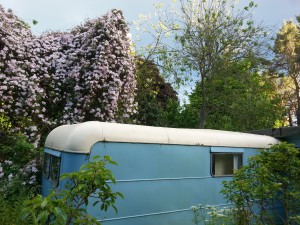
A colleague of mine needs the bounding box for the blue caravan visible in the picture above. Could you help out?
[42,121,279,225]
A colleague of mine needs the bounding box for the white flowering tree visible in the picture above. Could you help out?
[0,6,136,143]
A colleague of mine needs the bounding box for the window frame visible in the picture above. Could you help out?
[42,152,51,179]
[211,152,243,177]
[43,152,61,186]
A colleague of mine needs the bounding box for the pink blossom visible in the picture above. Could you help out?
[8,173,13,181]
[4,160,12,165]
[0,6,137,145]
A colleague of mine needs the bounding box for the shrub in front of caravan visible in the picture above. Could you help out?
[21,156,123,225]
[222,142,300,225]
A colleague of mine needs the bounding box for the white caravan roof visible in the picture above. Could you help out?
[45,121,279,153]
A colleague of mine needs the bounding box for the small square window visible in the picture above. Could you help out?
[211,153,242,176]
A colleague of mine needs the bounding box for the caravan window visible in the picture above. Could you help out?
[43,153,51,178]
[43,152,61,186]
[211,153,242,176]
[49,155,61,185]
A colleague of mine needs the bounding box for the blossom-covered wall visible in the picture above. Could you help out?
[0,6,136,144]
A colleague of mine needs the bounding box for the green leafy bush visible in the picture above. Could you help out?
[222,142,300,225]
[0,133,38,165]
[21,156,123,225]
[0,133,41,225]
[0,192,29,225]
[191,204,250,225]
[0,134,41,199]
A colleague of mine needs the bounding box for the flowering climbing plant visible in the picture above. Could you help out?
[0,6,136,144]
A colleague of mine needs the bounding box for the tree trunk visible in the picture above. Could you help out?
[199,77,206,129]
[296,84,300,126]
[296,107,300,126]
[288,111,293,127]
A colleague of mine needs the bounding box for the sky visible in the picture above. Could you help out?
[0,0,299,101]
[0,0,300,38]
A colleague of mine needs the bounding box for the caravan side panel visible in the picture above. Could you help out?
[87,142,257,225]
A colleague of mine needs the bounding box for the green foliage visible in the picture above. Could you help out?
[191,205,250,225]
[20,156,123,225]
[0,133,40,200]
[0,133,38,165]
[273,19,300,125]
[158,99,187,127]
[135,58,179,126]
[222,142,300,225]
[0,192,31,225]
[137,0,269,128]
[176,60,283,131]
[0,133,40,225]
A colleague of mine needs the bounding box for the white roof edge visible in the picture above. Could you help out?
[44,121,280,153]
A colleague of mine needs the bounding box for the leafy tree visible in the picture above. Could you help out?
[222,142,300,225]
[177,60,283,131]
[134,58,178,126]
[138,0,269,128]
[21,156,123,225]
[271,76,297,127]
[274,18,300,125]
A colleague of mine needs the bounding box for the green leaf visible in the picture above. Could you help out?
[41,199,48,209]
[92,201,99,207]
[36,211,50,224]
